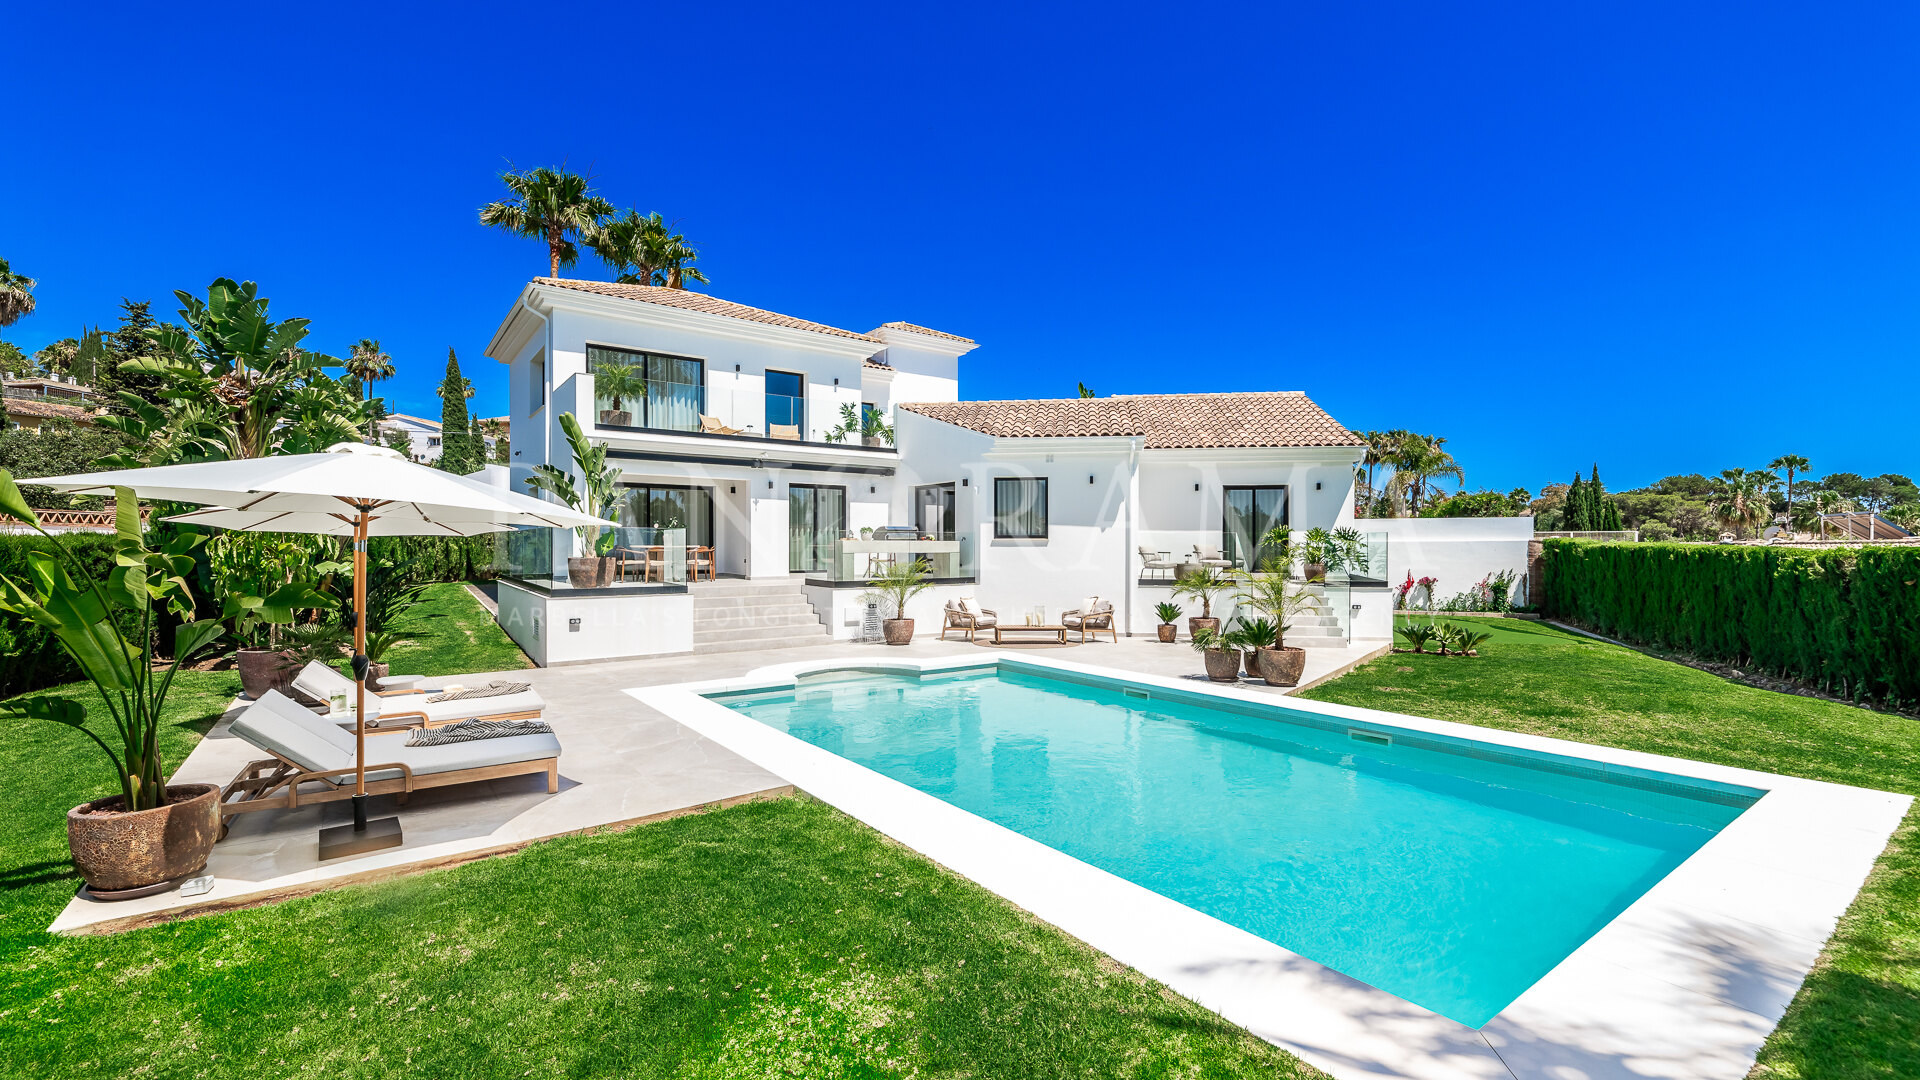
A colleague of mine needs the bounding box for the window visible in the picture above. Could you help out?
[765,370,804,436]
[1223,486,1288,569]
[427,436,442,447]
[528,350,546,416]
[994,477,1048,539]
[587,345,704,432]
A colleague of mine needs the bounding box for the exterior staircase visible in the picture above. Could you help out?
[691,578,832,655]
[1286,584,1348,648]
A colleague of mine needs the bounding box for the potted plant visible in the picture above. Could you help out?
[1297,526,1369,581]
[527,412,623,588]
[1172,566,1231,636]
[1189,625,1242,682]
[0,478,230,898]
[1233,569,1313,686]
[869,557,933,645]
[1153,601,1182,642]
[1231,615,1279,677]
[592,360,645,428]
[224,580,332,699]
[859,526,874,540]
[861,407,894,448]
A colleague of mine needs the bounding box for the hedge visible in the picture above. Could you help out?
[1541,539,1920,707]
[0,532,126,699]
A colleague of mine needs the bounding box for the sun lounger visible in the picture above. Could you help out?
[700,413,743,435]
[217,691,561,826]
[292,661,546,730]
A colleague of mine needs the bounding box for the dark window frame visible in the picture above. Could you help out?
[993,477,1049,539]
[586,342,707,431]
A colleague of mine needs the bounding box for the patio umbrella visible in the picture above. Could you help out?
[24,443,605,858]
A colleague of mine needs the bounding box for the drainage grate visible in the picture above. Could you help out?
[1348,729,1393,747]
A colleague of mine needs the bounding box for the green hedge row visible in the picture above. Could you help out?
[1541,539,1920,706]
[0,532,125,699]
[368,534,499,587]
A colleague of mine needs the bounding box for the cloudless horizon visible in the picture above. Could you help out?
[4,2,1914,494]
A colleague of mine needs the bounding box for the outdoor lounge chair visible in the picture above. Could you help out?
[940,599,998,641]
[217,690,561,827]
[700,414,743,435]
[292,661,546,730]
[769,424,801,441]
[1062,599,1117,642]
[1137,545,1178,580]
[1191,545,1234,569]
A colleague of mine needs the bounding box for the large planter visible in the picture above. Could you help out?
[882,618,915,646]
[1257,646,1307,687]
[365,660,390,693]
[598,409,633,427]
[1243,650,1265,678]
[599,555,619,587]
[864,436,888,447]
[1202,648,1242,682]
[567,557,601,589]
[68,783,220,896]
[1156,624,1177,643]
[1188,616,1221,636]
[236,647,294,700]
[1302,561,1327,581]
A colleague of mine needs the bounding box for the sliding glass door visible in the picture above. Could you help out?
[1223,486,1288,570]
[788,484,845,573]
[915,483,956,540]
[616,484,713,549]
[587,345,704,432]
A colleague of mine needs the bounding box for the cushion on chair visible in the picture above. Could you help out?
[230,691,359,775]
[956,597,976,614]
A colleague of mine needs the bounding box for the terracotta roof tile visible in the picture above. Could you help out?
[871,321,976,345]
[3,398,98,422]
[898,391,1363,450]
[863,358,892,371]
[537,279,880,343]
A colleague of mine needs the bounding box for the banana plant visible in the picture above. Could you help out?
[0,473,226,812]
[527,411,622,555]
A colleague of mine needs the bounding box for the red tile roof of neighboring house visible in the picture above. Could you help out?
[4,398,98,423]
[899,392,1364,450]
[537,279,881,343]
[871,321,975,345]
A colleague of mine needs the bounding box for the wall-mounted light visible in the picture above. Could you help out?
[833,377,839,387]
[734,364,741,373]
[1315,482,1322,490]
[1194,483,1200,492]
[961,478,968,487]
[767,480,774,490]
[869,485,876,493]
[729,485,736,494]
[1089,475,1095,484]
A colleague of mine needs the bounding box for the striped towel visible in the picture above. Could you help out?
[405,718,553,747]
[425,681,533,703]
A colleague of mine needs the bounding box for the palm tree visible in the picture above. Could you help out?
[478,166,616,278]
[1712,468,1778,538]
[344,338,395,440]
[1384,433,1463,516]
[1768,454,1810,533]
[587,209,669,285]
[656,228,708,289]
[1076,382,1095,398]
[0,258,35,327]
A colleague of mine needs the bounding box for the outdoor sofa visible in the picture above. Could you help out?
[292,661,546,730]
[217,690,562,828]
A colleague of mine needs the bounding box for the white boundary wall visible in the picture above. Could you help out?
[496,580,694,666]
[1372,517,1535,606]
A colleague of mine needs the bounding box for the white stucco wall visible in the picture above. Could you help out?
[1369,517,1536,607]
[494,580,694,666]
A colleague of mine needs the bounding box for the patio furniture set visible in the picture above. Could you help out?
[611,543,716,582]
[698,414,800,442]
[1138,545,1235,580]
[940,597,1118,644]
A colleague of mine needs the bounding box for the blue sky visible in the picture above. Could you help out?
[3,2,1914,493]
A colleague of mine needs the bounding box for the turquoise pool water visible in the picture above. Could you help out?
[713,666,1758,1027]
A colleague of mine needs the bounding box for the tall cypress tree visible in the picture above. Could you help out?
[437,348,476,474]
[1563,471,1588,531]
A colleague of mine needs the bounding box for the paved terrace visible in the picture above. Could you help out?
[51,634,1389,934]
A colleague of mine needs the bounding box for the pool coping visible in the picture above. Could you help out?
[630,653,1911,1080]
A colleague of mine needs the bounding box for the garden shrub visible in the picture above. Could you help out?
[367,534,498,587]
[1542,539,1920,706]
[0,532,123,698]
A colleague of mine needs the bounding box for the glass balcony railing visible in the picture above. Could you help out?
[493,526,688,590]
[810,536,976,585]
[581,384,888,448]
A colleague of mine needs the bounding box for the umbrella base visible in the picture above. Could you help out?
[318,816,403,860]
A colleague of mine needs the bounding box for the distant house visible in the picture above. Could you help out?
[4,377,105,431]
[376,413,500,464]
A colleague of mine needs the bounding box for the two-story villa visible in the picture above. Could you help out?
[483,278,1383,664]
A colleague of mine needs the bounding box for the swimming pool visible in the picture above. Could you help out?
[712,665,1762,1027]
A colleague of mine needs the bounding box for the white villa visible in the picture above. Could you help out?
[483,278,1520,665]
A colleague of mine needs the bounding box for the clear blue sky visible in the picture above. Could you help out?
[4,2,1914,493]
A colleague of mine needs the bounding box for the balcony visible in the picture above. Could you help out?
[494,526,690,593]
[804,536,976,588]
[572,374,894,453]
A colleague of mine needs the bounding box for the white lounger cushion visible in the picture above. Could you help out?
[292,661,545,727]
[230,690,561,786]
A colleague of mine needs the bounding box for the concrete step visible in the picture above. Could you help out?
[693,627,834,654]
[689,579,812,597]
[693,611,824,632]
[693,622,834,644]
[691,598,819,617]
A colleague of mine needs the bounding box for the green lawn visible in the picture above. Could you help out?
[377,581,532,676]
[0,583,1310,1079]
[1299,618,1920,1080]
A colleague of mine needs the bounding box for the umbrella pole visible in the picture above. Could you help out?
[318,506,404,860]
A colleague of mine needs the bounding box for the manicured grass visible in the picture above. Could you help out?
[377,581,531,677]
[1300,618,1920,1080]
[0,796,1314,1079]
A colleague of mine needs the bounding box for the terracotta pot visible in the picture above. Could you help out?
[1303,561,1327,581]
[236,647,295,700]
[1156,624,1176,643]
[567,556,600,589]
[598,409,632,427]
[67,783,220,894]
[1202,648,1242,682]
[882,618,915,646]
[1188,616,1221,636]
[1243,650,1264,678]
[1258,646,1307,687]
[365,660,390,693]
[599,555,619,586]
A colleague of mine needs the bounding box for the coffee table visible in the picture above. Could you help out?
[992,624,1069,645]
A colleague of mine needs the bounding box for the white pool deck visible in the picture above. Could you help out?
[49,633,1384,935]
[638,653,1910,1080]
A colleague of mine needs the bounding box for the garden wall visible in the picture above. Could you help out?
[1372,517,1534,606]
[1541,539,1920,706]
